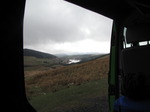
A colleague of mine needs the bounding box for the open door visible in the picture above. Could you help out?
[2,0,36,112]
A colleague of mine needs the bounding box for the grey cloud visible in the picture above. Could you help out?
[24,0,113,52]
[24,0,88,45]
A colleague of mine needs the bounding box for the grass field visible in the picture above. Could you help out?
[24,55,109,112]
[29,78,108,112]
[24,56,61,71]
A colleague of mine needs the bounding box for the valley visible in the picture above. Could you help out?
[24,49,110,112]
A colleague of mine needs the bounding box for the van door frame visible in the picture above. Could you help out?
[109,20,123,112]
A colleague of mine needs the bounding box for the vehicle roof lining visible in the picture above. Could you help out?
[65,0,150,21]
[65,0,150,43]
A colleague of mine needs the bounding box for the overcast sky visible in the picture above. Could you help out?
[24,0,113,55]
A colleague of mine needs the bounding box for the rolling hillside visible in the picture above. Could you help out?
[24,52,110,112]
[25,55,109,97]
[24,49,109,71]
[24,49,62,70]
[24,49,57,59]
[60,54,108,64]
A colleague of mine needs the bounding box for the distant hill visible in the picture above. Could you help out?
[24,49,62,70]
[25,55,109,96]
[24,49,57,59]
[24,49,109,71]
[25,55,109,112]
[60,53,109,64]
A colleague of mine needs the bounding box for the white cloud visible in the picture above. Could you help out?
[24,0,113,54]
[53,39,110,54]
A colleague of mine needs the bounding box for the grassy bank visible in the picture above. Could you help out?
[25,55,109,112]
[25,56,109,97]
[29,78,108,112]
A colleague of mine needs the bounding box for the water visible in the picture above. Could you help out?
[68,59,81,64]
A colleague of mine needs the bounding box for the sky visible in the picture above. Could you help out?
[23,0,113,55]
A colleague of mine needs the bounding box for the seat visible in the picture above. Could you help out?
[114,96,150,112]
[121,45,150,75]
[121,20,150,76]
[116,20,150,112]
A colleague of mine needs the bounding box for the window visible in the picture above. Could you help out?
[123,27,150,48]
[123,27,132,48]
[24,0,113,112]
[139,41,149,46]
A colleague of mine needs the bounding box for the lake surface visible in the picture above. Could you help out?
[68,59,81,64]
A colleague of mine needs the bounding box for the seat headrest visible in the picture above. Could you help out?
[126,22,150,44]
[121,45,150,75]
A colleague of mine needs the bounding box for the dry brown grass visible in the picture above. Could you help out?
[25,55,109,97]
